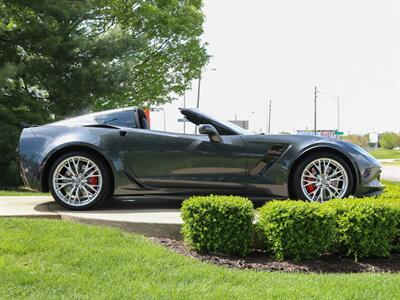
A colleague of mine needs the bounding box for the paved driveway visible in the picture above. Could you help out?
[381,165,400,182]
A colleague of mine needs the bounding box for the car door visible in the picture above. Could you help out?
[120,128,248,190]
[121,129,194,189]
[179,133,248,190]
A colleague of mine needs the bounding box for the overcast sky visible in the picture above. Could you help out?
[152,0,400,135]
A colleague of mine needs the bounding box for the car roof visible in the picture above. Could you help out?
[47,107,137,127]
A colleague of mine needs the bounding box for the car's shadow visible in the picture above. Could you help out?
[107,196,268,210]
[36,196,269,215]
[119,197,267,213]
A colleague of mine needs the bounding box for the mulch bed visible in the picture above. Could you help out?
[150,237,400,273]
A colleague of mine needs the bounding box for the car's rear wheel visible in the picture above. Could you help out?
[49,152,111,210]
[292,152,354,202]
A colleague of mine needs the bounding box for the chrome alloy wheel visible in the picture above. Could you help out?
[52,156,103,207]
[300,158,348,202]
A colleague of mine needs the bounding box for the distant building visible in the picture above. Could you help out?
[229,120,249,130]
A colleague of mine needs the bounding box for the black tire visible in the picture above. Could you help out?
[292,152,354,202]
[48,151,111,210]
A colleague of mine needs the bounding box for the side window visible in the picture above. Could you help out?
[95,111,136,128]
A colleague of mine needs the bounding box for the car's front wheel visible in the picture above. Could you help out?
[48,151,111,210]
[292,152,354,202]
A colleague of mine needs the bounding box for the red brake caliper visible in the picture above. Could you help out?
[305,168,316,193]
[88,177,98,185]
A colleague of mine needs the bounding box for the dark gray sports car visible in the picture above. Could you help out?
[19,107,383,210]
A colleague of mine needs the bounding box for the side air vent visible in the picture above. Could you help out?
[250,144,290,176]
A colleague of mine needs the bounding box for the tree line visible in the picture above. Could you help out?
[343,132,400,150]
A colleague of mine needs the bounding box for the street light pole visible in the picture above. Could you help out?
[194,68,217,134]
[183,93,186,134]
[267,100,272,134]
[163,108,166,131]
[196,68,217,110]
[194,76,201,134]
[317,89,341,132]
[314,86,318,135]
[196,75,201,109]
[337,96,340,131]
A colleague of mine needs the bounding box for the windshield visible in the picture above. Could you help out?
[181,108,255,135]
[214,116,254,135]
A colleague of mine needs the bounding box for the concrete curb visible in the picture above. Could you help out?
[47,202,183,240]
[58,214,182,240]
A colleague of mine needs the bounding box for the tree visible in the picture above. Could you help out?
[0,0,209,188]
[342,134,369,148]
[380,132,400,150]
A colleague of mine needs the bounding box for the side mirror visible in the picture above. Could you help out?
[198,124,222,143]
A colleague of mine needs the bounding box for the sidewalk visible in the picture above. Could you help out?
[0,196,57,218]
[0,196,183,239]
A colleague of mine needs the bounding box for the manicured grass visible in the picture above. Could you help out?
[1,218,400,299]
[0,189,49,196]
[370,149,400,159]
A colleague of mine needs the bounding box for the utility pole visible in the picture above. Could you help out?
[314,86,318,135]
[267,100,272,134]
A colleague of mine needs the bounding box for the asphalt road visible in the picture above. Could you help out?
[381,165,400,182]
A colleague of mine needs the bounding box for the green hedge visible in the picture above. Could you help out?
[378,181,400,201]
[325,199,400,260]
[180,185,400,260]
[258,201,335,261]
[181,195,254,256]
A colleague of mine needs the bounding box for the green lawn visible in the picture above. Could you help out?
[1,218,400,299]
[370,149,400,159]
[0,189,49,196]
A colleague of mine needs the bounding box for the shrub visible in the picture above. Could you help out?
[181,195,254,256]
[379,132,400,150]
[326,199,400,260]
[371,195,400,252]
[258,201,335,261]
[378,181,400,201]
